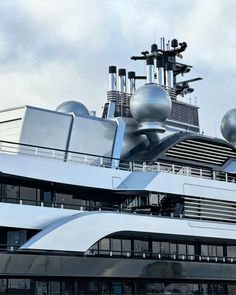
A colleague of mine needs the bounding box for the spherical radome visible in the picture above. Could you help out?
[130,84,172,124]
[56,100,89,116]
[221,108,236,145]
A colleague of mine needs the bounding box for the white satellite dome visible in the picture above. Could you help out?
[130,84,172,133]
[56,100,89,117]
[221,108,236,145]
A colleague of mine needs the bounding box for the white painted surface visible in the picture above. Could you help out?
[21,211,236,252]
[0,153,130,190]
[0,153,236,202]
[0,203,79,229]
[146,172,236,202]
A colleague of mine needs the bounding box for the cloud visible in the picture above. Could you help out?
[0,0,235,136]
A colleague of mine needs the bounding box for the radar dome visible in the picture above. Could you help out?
[221,108,236,145]
[130,84,172,133]
[56,100,89,117]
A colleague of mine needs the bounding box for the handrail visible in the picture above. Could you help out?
[85,249,236,264]
[0,140,235,184]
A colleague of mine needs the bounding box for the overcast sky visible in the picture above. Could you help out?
[0,0,235,137]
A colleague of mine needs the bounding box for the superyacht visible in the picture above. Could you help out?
[0,38,236,294]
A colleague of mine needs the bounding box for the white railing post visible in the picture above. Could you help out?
[129,162,132,171]
[213,171,216,180]
[143,162,146,172]
[226,173,228,182]
[186,167,189,176]
[100,157,103,166]
[172,164,175,174]
[157,162,160,172]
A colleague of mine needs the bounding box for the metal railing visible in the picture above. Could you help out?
[0,140,235,184]
[0,243,20,252]
[85,249,236,264]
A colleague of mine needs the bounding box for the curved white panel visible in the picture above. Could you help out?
[0,203,79,229]
[21,211,236,253]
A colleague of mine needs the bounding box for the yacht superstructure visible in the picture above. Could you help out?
[0,39,236,294]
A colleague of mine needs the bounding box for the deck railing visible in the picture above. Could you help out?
[0,243,235,265]
[0,140,235,184]
[85,249,236,264]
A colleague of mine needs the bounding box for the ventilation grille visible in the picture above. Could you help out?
[184,196,236,223]
[166,139,236,166]
[168,101,199,126]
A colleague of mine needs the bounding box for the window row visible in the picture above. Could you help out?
[0,278,234,295]
[86,237,236,262]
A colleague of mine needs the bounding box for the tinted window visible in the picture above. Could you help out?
[0,279,6,294]
[201,245,208,256]
[99,238,110,255]
[161,242,169,254]
[134,240,149,256]
[227,246,236,257]
[20,187,38,205]
[122,239,131,256]
[7,230,26,248]
[111,239,121,255]
[48,281,60,295]
[152,241,160,254]
[111,282,122,295]
[8,279,33,294]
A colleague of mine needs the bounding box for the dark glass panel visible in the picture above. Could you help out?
[135,282,145,295]
[20,186,37,205]
[111,238,121,255]
[7,230,26,249]
[55,193,86,210]
[187,244,195,260]
[111,282,122,295]
[40,190,53,207]
[35,281,47,295]
[99,238,110,255]
[161,242,169,254]
[134,240,149,257]
[164,283,180,293]
[227,285,236,295]
[100,282,110,294]
[170,243,177,259]
[201,245,208,257]
[48,281,60,295]
[123,282,133,294]
[179,283,199,294]
[216,246,223,257]
[86,242,98,255]
[62,280,74,295]
[178,243,186,259]
[87,282,99,294]
[208,245,216,257]
[75,281,86,295]
[152,241,160,255]
[8,279,33,294]
[122,239,131,257]
[160,242,170,259]
[146,283,163,294]
[2,184,19,203]
[227,246,236,258]
[0,279,6,294]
